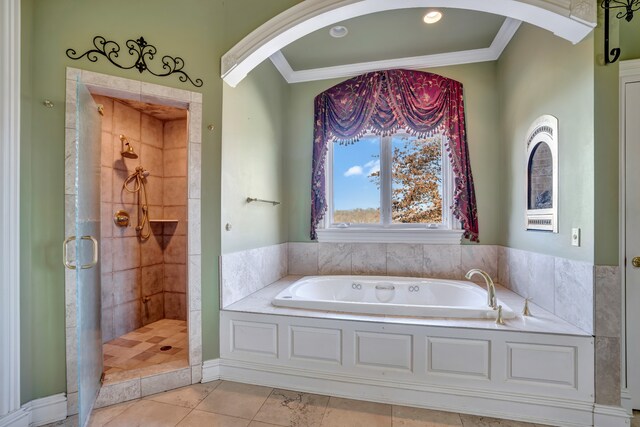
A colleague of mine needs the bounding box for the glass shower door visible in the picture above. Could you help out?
[75,79,103,426]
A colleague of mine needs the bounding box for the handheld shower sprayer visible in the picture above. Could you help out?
[123,166,151,239]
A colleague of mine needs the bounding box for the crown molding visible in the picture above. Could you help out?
[221,0,595,87]
[270,18,521,84]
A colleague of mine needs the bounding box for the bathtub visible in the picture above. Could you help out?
[272,275,516,319]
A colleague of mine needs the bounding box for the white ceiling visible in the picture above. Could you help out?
[269,8,521,84]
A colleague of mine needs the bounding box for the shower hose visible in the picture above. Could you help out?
[123,166,151,239]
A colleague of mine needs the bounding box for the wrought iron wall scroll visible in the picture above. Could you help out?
[66,36,203,87]
[601,0,640,64]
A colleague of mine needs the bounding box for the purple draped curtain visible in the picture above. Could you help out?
[311,69,478,241]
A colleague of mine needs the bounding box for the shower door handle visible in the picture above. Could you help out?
[63,236,77,270]
[63,235,98,270]
[79,235,99,269]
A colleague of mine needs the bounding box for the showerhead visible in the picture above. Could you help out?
[119,134,139,159]
[121,148,138,159]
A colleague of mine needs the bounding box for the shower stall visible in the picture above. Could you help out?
[64,69,203,423]
[95,95,189,378]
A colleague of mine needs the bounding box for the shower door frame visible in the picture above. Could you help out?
[63,68,203,414]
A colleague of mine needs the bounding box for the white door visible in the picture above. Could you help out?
[624,76,640,410]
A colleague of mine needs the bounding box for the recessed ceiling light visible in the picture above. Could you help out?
[329,25,349,38]
[423,10,442,24]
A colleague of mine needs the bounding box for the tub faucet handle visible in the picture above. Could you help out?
[522,298,532,317]
[496,305,505,325]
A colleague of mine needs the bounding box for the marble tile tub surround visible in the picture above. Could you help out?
[221,243,288,307]
[299,242,498,280]
[226,275,588,336]
[290,243,605,334]
[222,242,610,337]
[594,266,622,406]
[497,246,600,335]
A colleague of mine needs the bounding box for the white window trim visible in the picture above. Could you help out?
[318,133,463,244]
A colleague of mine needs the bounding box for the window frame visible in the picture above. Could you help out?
[318,132,464,244]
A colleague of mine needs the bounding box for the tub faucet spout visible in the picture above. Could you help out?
[465,269,497,310]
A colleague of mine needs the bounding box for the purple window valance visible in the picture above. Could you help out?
[311,69,479,241]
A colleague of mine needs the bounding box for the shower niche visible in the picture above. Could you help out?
[95,94,189,376]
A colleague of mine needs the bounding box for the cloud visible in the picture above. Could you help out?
[344,166,363,177]
[365,159,380,176]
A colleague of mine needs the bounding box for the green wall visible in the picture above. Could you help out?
[497,24,595,263]
[620,20,640,61]
[221,60,290,253]
[19,0,298,404]
[285,62,502,244]
[594,7,621,266]
[593,16,640,266]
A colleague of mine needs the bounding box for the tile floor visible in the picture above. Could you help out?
[47,380,635,427]
[103,319,188,377]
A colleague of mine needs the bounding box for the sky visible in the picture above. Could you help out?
[333,136,381,211]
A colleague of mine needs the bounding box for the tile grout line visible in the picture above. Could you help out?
[248,384,276,425]
[317,394,331,427]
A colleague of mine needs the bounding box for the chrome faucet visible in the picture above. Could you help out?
[465,269,497,310]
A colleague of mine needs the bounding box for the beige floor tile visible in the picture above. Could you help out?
[146,381,221,408]
[459,414,537,427]
[176,410,250,427]
[131,341,156,353]
[253,389,329,427]
[42,415,78,427]
[88,400,137,426]
[321,397,391,427]
[393,405,463,427]
[103,344,139,359]
[104,400,190,426]
[195,381,273,419]
[632,411,639,427]
[249,422,282,427]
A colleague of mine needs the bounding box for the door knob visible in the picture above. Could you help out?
[633,257,640,268]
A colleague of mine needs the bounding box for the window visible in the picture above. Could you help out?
[319,132,462,243]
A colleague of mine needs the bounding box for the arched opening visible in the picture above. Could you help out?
[221,0,596,87]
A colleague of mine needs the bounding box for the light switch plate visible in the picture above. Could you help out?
[571,228,581,247]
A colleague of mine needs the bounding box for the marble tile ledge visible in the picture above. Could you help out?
[224,275,590,336]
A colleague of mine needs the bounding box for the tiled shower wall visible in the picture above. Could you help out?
[97,96,187,343]
[161,119,188,321]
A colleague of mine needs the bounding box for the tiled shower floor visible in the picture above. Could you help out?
[103,319,188,379]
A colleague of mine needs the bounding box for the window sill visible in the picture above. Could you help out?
[316,228,464,244]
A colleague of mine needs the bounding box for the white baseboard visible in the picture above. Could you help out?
[0,394,66,427]
[621,388,634,414]
[216,358,593,427]
[593,404,632,427]
[0,408,29,427]
[202,359,221,383]
[24,393,67,427]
